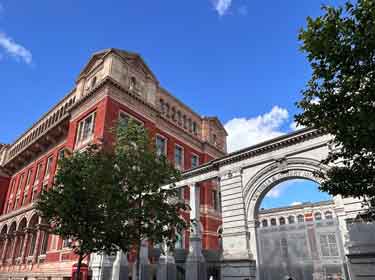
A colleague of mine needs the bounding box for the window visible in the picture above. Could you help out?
[35,163,43,185]
[175,232,184,249]
[171,107,176,121]
[40,231,49,255]
[319,233,339,257]
[76,112,96,146]
[44,156,53,179]
[192,122,197,134]
[29,232,37,256]
[17,174,25,195]
[25,169,32,187]
[156,135,167,156]
[177,111,182,124]
[325,211,333,219]
[191,154,199,169]
[129,77,136,90]
[63,238,70,248]
[314,212,322,221]
[90,76,97,88]
[262,219,269,227]
[21,189,28,206]
[297,214,305,223]
[31,187,38,202]
[174,145,184,170]
[270,218,277,226]
[212,134,217,145]
[119,111,143,127]
[212,190,219,211]
[279,217,286,225]
[288,216,295,224]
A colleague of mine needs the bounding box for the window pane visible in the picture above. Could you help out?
[156,136,166,156]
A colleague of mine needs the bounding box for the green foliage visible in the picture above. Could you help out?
[113,118,188,250]
[36,145,131,258]
[36,118,188,280]
[296,0,375,216]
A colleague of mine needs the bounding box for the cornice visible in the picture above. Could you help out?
[181,128,326,180]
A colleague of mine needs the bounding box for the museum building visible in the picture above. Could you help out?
[0,49,228,279]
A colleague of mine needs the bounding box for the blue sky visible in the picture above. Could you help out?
[0,0,345,208]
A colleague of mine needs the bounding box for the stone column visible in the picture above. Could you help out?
[32,228,42,263]
[132,239,150,280]
[219,171,255,280]
[20,230,31,264]
[185,183,206,280]
[111,250,128,280]
[1,236,9,264]
[10,233,19,264]
[157,242,176,280]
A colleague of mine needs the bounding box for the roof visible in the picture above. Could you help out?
[77,48,159,83]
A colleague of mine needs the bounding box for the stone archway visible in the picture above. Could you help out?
[242,157,326,279]
[244,157,324,221]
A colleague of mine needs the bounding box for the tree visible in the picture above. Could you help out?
[296,0,375,218]
[113,120,188,280]
[36,146,131,280]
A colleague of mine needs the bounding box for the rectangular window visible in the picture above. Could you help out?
[319,233,339,257]
[31,187,38,202]
[191,154,199,169]
[119,111,143,127]
[212,190,219,211]
[44,156,53,179]
[156,135,167,156]
[35,163,43,185]
[17,174,25,195]
[22,189,28,206]
[174,145,184,170]
[76,112,96,146]
[39,232,49,255]
[26,169,32,187]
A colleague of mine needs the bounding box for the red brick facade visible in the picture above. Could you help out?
[0,49,227,279]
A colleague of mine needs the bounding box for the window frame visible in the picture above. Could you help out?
[44,156,54,180]
[75,111,96,148]
[191,153,200,169]
[155,134,167,157]
[174,144,184,171]
[118,110,144,127]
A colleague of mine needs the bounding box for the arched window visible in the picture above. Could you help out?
[288,216,295,224]
[175,232,184,249]
[314,212,322,221]
[297,214,304,223]
[90,76,97,88]
[262,219,268,227]
[270,218,277,226]
[129,76,136,90]
[279,217,286,225]
[325,211,333,219]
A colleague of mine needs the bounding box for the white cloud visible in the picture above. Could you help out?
[289,120,305,131]
[0,32,32,64]
[224,106,289,152]
[266,184,286,198]
[266,179,305,199]
[212,0,232,16]
[291,201,302,206]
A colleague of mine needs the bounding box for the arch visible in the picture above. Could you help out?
[8,221,17,235]
[0,224,8,235]
[17,217,27,231]
[28,213,39,228]
[244,157,326,221]
[288,215,295,224]
[279,217,286,225]
[314,212,322,221]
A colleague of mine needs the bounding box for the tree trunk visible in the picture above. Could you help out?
[75,254,83,280]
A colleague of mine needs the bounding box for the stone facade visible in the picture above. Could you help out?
[176,129,365,280]
[0,48,227,280]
